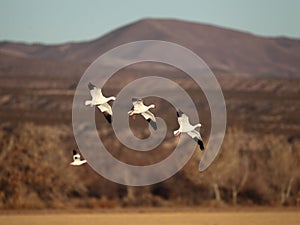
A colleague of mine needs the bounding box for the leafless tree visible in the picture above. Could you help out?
[265,136,300,205]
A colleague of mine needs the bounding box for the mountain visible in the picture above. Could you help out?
[1,18,300,77]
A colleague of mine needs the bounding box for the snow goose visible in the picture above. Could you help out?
[128,98,157,130]
[70,150,87,166]
[173,110,205,150]
[85,82,116,123]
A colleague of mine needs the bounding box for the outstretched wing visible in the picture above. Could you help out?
[142,111,157,130]
[97,103,112,123]
[177,110,190,127]
[88,82,96,90]
[187,130,205,150]
[88,82,102,102]
[132,98,143,106]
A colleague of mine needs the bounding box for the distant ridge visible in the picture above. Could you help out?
[1,18,300,77]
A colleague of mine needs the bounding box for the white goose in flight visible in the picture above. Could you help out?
[70,150,87,166]
[173,110,205,150]
[128,98,157,130]
[85,82,116,123]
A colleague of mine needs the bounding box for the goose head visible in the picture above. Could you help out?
[195,123,202,129]
[108,96,116,101]
[173,130,181,136]
[148,104,155,109]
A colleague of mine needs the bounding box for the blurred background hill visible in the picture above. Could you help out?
[1,18,300,77]
[0,18,300,209]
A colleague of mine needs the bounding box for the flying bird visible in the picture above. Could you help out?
[173,110,205,150]
[70,150,87,166]
[128,98,157,130]
[85,82,116,123]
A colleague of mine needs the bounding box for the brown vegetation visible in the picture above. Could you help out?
[0,121,299,209]
[185,128,300,206]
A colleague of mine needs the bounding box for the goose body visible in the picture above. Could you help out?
[85,82,116,123]
[174,110,205,150]
[128,98,157,130]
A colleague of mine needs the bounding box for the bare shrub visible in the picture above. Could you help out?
[0,123,87,209]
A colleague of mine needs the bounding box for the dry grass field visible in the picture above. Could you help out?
[1,210,300,225]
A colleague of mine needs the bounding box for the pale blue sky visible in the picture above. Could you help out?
[0,0,299,44]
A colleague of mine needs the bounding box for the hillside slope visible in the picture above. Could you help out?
[1,18,300,77]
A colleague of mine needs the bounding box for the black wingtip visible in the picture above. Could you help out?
[103,113,112,123]
[132,98,142,103]
[73,150,77,155]
[193,138,205,150]
[177,109,183,117]
[88,82,96,90]
[147,119,157,130]
[198,140,205,150]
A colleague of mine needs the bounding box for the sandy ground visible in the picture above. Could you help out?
[1,210,300,225]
